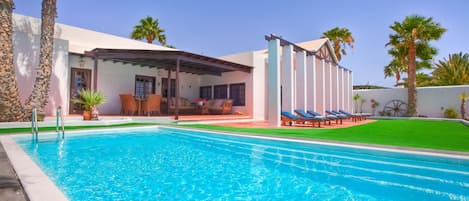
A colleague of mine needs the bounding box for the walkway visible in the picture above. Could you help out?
[0,143,27,201]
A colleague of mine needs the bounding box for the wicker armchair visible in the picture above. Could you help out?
[142,94,161,116]
[206,99,233,114]
[119,94,137,115]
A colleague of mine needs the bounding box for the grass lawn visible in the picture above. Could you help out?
[178,119,469,152]
[0,122,157,134]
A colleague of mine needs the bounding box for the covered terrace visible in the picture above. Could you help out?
[84,48,253,120]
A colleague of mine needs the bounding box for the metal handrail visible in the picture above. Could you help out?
[56,106,65,139]
[31,108,38,140]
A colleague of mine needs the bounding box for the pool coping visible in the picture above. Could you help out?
[0,136,68,201]
[162,125,469,160]
[2,125,469,201]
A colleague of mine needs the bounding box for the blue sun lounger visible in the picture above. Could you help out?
[281,111,322,127]
[294,109,330,125]
[308,110,342,124]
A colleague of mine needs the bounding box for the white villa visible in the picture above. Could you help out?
[12,14,353,126]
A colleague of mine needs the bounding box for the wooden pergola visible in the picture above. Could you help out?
[84,48,252,120]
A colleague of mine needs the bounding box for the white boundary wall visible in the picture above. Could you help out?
[354,85,469,118]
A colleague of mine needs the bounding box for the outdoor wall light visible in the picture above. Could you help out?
[79,58,85,67]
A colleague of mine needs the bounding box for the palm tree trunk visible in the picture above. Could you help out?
[333,42,341,61]
[0,0,26,122]
[407,41,417,116]
[24,0,57,116]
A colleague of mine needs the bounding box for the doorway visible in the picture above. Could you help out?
[69,68,91,114]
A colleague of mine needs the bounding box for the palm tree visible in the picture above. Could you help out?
[432,53,469,85]
[24,0,57,116]
[0,0,26,121]
[131,16,166,45]
[384,47,407,85]
[387,15,446,116]
[322,27,354,61]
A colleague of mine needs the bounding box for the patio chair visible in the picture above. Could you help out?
[281,111,321,127]
[307,110,342,124]
[142,94,161,116]
[294,109,330,125]
[119,94,138,116]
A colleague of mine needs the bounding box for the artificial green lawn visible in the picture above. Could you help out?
[179,119,469,152]
[0,122,157,134]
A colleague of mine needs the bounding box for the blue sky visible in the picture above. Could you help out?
[14,0,469,87]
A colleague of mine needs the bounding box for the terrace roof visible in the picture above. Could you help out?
[84,48,253,76]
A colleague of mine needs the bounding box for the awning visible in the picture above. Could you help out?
[84,48,252,76]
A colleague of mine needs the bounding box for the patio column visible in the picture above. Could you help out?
[350,71,353,113]
[321,59,326,113]
[341,67,345,110]
[93,57,98,91]
[306,55,315,112]
[175,58,180,120]
[329,62,333,110]
[281,45,294,113]
[267,38,281,127]
[295,50,307,111]
[336,65,340,110]
[166,68,171,114]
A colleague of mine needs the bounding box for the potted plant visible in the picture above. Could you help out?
[370,99,379,116]
[460,92,468,120]
[72,89,106,120]
[353,94,360,113]
[359,98,366,113]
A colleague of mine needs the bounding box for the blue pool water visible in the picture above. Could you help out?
[15,127,469,201]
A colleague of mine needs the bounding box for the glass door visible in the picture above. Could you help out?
[69,68,91,114]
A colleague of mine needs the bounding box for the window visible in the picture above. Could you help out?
[229,83,245,106]
[161,78,176,97]
[199,86,212,99]
[135,75,155,98]
[213,84,228,99]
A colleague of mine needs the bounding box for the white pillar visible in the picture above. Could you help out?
[306,55,315,111]
[350,71,354,113]
[309,55,317,111]
[341,67,345,110]
[267,39,281,127]
[345,70,350,112]
[296,51,307,110]
[281,45,294,113]
[335,65,343,110]
[321,59,326,113]
[329,62,333,110]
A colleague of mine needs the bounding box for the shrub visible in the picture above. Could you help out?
[444,108,458,119]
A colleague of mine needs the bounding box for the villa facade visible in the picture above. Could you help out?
[12,14,353,124]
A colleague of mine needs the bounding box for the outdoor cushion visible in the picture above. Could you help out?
[214,99,224,107]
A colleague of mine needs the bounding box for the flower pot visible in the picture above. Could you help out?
[91,107,99,120]
[83,110,92,120]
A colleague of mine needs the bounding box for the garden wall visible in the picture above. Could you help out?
[353,85,469,118]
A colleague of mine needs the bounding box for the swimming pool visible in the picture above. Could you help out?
[15,126,469,201]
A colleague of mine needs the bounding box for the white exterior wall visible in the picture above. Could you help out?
[13,31,69,116]
[208,52,256,117]
[354,85,469,117]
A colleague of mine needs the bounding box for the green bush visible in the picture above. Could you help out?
[444,108,458,119]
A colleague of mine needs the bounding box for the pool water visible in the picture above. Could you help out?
[16,127,469,201]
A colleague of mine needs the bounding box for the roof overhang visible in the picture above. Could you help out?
[84,48,252,76]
